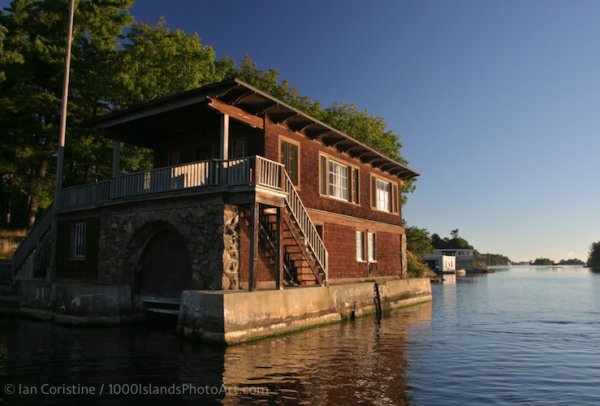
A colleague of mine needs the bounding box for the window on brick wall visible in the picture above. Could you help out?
[370,175,399,214]
[319,154,359,204]
[71,222,86,259]
[356,231,366,262]
[367,232,377,262]
[280,139,299,186]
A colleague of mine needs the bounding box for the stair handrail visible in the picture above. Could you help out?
[281,171,328,283]
[11,203,55,274]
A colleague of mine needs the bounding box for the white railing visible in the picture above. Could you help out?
[282,171,328,282]
[255,156,282,190]
[60,181,110,210]
[110,160,214,199]
[12,204,55,274]
[58,157,282,210]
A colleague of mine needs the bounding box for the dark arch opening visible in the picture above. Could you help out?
[140,228,192,299]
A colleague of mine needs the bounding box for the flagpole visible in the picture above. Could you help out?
[49,0,76,282]
[54,0,76,202]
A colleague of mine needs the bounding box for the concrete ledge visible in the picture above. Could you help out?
[178,278,431,344]
[7,280,135,325]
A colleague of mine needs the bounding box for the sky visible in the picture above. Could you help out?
[5,0,599,262]
[128,0,600,262]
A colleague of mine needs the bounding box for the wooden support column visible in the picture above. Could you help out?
[220,114,229,160]
[276,207,284,290]
[249,202,259,291]
[112,141,120,177]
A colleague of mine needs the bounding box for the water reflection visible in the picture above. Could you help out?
[221,301,432,405]
[0,302,432,405]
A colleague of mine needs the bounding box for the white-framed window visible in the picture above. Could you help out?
[370,175,399,214]
[319,154,359,204]
[376,179,391,212]
[329,160,349,200]
[368,232,377,262]
[71,222,86,259]
[356,231,366,262]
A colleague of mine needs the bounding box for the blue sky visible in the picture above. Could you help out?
[6,0,599,261]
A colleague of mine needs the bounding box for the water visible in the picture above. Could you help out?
[0,266,599,405]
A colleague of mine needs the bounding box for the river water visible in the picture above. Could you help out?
[1,266,599,405]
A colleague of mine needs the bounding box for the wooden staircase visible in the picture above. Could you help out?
[259,209,325,286]
[256,170,328,286]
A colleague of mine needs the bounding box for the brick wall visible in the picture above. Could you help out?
[264,119,404,226]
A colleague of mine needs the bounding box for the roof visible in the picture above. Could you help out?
[88,78,419,180]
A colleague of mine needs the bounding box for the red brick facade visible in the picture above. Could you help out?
[262,118,406,281]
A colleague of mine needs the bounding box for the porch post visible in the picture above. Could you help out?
[276,207,284,290]
[220,114,229,160]
[249,202,259,291]
[112,141,120,177]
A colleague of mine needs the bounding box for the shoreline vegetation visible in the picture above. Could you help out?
[406,227,593,274]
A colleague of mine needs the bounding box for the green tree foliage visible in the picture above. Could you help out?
[405,226,434,257]
[114,17,230,107]
[587,242,600,269]
[431,229,473,249]
[557,258,584,265]
[407,251,430,278]
[0,0,134,226]
[475,252,511,266]
[531,258,554,266]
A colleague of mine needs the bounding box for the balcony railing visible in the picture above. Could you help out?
[58,156,282,210]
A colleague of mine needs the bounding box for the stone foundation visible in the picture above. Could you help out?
[177,278,432,344]
[98,200,241,290]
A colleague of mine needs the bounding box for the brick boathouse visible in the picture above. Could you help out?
[10,79,431,343]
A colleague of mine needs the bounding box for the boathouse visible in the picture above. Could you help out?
[9,79,430,342]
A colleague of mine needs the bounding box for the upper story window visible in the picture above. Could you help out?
[280,139,299,186]
[329,160,349,200]
[319,154,359,204]
[71,222,86,259]
[370,175,399,214]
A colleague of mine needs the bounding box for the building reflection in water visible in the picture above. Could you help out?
[0,301,431,405]
[221,301,432,405]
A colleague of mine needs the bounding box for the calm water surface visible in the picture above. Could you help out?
[0,266,599,405]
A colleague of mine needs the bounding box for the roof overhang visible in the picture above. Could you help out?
[87,78,419,180]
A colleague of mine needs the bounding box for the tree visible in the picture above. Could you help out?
[431,229,472,250]
[587,242,600,269]
[531,258,554,266]
[407,251,430,278]
[0,0,134,227]
[557,258,584,266]
[405,226,434,257]
[113,18,230,108]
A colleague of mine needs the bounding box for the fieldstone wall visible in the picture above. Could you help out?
[222,205,240,290]
[98,201,241,291]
